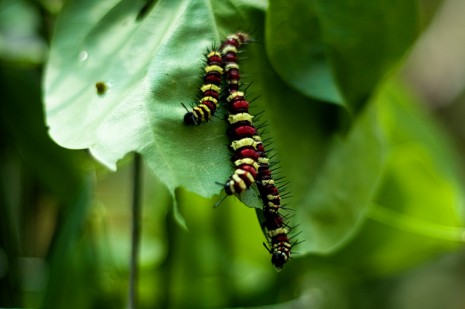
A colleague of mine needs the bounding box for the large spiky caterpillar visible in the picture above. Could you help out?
[224,91,296,270]
[219,33,260,195]
[181,32,297,270]
[255,144,296,271]
[217,32,297,270]
[219,32,250,93]
[222,92,262,195]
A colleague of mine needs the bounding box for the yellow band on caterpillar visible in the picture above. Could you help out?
[228,113,253,124]
[205,65,223,74]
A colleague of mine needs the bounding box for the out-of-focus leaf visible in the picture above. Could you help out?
[302,81,465,273]
[291,80,465,255]
[294,90,386,254]
[360,81,465,274]
[265,0,343,104]
[0,66,83,198]
[266,0,418,111]
[0,0,47,63]
[41,178,94,308]
[375,81,465,225]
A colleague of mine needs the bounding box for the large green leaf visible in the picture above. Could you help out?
[44,0,258,197]
[310,82,465,274]
[295,100,386,254]
[266,0,418,110]
[265,0,344,104]
[290,79,465,255]
[44,0,459,256]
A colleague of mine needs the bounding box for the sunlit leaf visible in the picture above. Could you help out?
[44,0,261,200]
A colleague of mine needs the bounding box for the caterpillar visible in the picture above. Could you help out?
[183,32,249,125]
[225,90,295,270]
[220,32,250,93]
[182,32,297,270]
[223,94,262,195]
[183,50,223,125]
[217,32,296,269]
[250,117,294,270]
[219,32,260,196]
[266,224,293,269]
[223,97,262,194]
[257,155,295,271]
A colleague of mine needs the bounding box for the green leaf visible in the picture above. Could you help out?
[0,0,47,63]
[294,91,387,254]
[292,79,465,255]
[304,81,465,264]
[359,83,465,274]
[44,0,461,257]
[1,66,83,198]
[44,0,260,198]
[266,0,418,110]
[375,81,465,225]
[265,0,344,104]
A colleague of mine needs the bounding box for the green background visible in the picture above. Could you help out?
[1,0,464,308]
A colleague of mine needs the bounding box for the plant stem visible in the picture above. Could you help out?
[128,153,142,309]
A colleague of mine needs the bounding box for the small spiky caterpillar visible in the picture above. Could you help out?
[183,50,223,125]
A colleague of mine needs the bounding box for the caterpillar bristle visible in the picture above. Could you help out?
[262,242,272,254]
[262,136,274,143]
[242,81,254,91]
[280,206,294,212]
[214,193,229,208]
[255,124,268,132]
[281,213,295,221]
[270,167,283,173]
[278,180,291,187]
[269,160,281,167]
[263,142,274,148]
[272,176,286,182]
[280,193,293,200]
[273,181,288,188]
[268,153,279,160]
[288,223,300,231]
[277,187,290,194]
[292,238,305,247]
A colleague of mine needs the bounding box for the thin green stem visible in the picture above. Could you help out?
[128,153,142,309]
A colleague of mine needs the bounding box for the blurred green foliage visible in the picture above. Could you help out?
[1,0,465,308]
